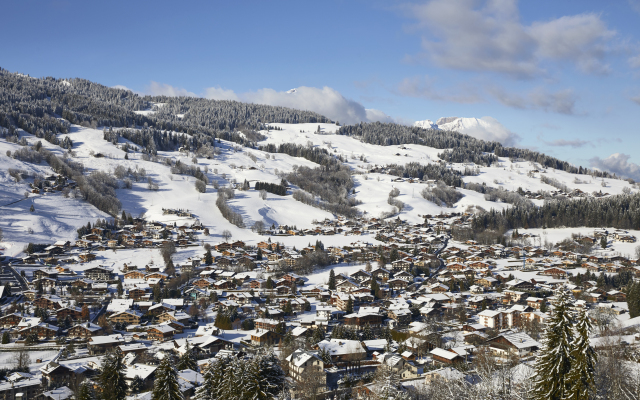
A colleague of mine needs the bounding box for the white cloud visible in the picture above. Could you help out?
[529,14,614,75]
[112,84,132,91]
[142,83,389,125]
[489,86,578,114]
[397,76,484,103]
[461,116,521,146]
[590,153,640,181]
[405,0,615,79]
[146,81,197,97]
[240,86,371,125]
[436,116,521,146]
[203,87,240,101]
[365,109,395,123]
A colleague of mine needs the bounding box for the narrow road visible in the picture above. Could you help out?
[428,236,449,279]
[7,265,29,291]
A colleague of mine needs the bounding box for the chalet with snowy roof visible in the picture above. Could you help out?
[430,347,464,364]
[84,266,114,281]
[68,322,104,339]
[486,331,541,358]
[19,322,59,339]
[147,324,176,341]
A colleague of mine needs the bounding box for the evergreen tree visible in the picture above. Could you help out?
[152,356,183,400]
[533,288,574,400]
[1,332,9,344]
[253,353,284,399]
[204,249,213,265]
[564,309,597,400]
[117,280,123,297]
[257,248,263,260]
[194,357,228,400]
[371,278,380,298]
[600,236,607,249]
[328,269,336,290]
[266,276,274,289]
[177,341,197,371]
[312,325,325,344]
[98,351,128,400]
[346,297,353,314]
[76,380,95,400]
[362,324,374,341]
[284,300,293,316]
[627,282,640,318]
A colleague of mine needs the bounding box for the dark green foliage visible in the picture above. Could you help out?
[242,318,255,330]
[627,282,640,318]
[204,249,213,265]
[76,380,95,400]
[98,351,128,400]
[328,269,336,290]
[152,356,183,400]
[336,122,607,175]
[386,162,464,187]
[254,181,286,196]
[565,309,597,400]
[473,193,640,232]
[177,342,197,371]
[533,289,574,400]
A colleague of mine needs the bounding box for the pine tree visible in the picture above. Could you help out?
[533,288,574,400]
[362,324,374,341]
[328,269,336,290]
[627,282,640,318]
[152,356,183,400]
[177,341,197,371]
[194,357,228,400]
[1,332,9,344]
[204,249,213,265]
[76,380,95,400]
[346,297,353,314]
[117,280,123,297]
[256,352,285,398]
[312,325,325,344]
[98,351,128,400]
[564,309,597,400]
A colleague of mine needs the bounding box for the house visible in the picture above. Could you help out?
[430,348,464,364]
[147,324,176,341]
[251,329,280,346]
[19,322,59,339]
[285,350,326,389]
[0,313,23,329]
[68,322,104,339]
[109,310,142,325]
[477,309,504,329]
[315,339,367,363]
[255,318,285,333]
[40,362,77,388]
[84,266,114,281]
[343,312,386,330]
[486,331,541,358]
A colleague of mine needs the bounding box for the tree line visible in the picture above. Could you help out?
[254,181,286,196]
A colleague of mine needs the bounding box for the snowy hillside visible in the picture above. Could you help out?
[0,119,636,258]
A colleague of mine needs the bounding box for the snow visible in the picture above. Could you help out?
[0,119,635,264]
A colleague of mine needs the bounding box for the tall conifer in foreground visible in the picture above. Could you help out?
[98,351,128,400]
[533,288,574,400]
[152,356,183,400]
[564,309,597,400]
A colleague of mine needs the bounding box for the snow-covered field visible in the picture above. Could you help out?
[0,120,635,259]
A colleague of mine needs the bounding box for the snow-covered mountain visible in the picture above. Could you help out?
[415,116,519,146]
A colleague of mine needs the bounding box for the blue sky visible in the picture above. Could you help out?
[3,0,640,179]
